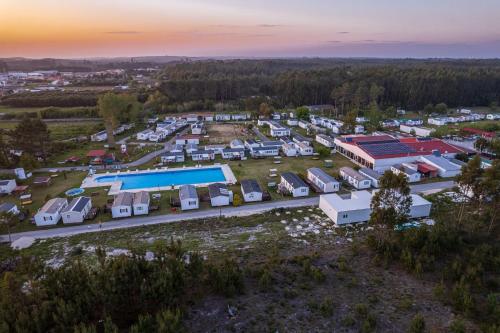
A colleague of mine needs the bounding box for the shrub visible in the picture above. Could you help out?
[407,314,426,333]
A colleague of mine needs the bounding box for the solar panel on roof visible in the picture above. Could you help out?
[361,142,416,157]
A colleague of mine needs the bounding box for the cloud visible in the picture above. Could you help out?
[209,24,284,28]
[104,31,142,35]
[337,31,350,34]
[326,40,343,43]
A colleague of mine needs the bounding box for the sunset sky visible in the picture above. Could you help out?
[1,0,500,58]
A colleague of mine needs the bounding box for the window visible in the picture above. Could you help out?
[137,207,142,211]
[120,208,128,213]
[343,213,348,218]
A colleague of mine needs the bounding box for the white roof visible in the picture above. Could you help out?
[320,190,372,212]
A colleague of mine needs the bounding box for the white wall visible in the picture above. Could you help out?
[181,198,199,210]
[211,196,230,207]
[112,205,132,218]
[35,213,61,226]
[242,190,263,202]
[133,203,149,215]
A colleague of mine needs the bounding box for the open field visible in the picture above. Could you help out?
[0,120,103,141]
[0,105,97,116]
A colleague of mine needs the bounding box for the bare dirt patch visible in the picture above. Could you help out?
[205,123,254,144]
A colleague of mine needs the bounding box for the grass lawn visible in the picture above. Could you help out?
[0,105,96,116]
[0,120,103,141]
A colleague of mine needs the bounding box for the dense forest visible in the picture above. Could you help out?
[158,59,500,111]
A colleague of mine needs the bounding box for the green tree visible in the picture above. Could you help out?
[341,109,358,133]
[370,171,412,230]
[0,133,10,167]
[0,211,18,243]
[456,156,484,225]
[259,102,271,118]
[295,106,310,121]
[482,159,500,232]
[435,103,448,114]
[10,116,51,160]
[98,93,141,146]
[19,153,39,170]
[145,90,169,113]
[423,103,435,115]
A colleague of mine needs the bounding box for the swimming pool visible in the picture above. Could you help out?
[95,167,227,190]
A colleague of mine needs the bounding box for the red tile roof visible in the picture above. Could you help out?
[87,150,106,157]
[404,140,463,155]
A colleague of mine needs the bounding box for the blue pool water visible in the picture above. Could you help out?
[95,167,227,190]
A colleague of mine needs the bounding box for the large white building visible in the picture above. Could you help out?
[334,135,465,172]
[319,190,432,225]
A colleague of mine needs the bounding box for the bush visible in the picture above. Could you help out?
[407,314,426,333]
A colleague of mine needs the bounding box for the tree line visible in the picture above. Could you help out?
[157,59,500,112]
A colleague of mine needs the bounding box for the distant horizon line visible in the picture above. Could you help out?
[2,54,500,61]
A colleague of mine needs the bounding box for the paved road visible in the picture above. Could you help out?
[409,181,456,194]
[0,181,456,243]
[1,197,319,243]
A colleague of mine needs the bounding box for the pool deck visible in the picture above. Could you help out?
[81,164,237,195]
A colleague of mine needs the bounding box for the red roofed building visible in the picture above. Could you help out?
[462,127,496,140]
[87,150,106,158]
[335,134,468,171]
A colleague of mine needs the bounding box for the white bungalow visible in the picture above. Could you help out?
[111,192,134,218]
[359,168,382,188]
[240,179,263,202]
[185,143,199,155]
[208,183,231,207]
[179,185,199,210]
[390,164,422,183]
[230,139,245,149]
[0,202,20,215]
[296,142,314,156]
[175,135,200,145]
[279,172,309,197]
[298,120,310,129]
[287,119,298,126]
[137,129,154,141]
[133,191,150,215]
[250,146,279,157]
[0,179,16,195]
[91,130,108,142]
[232,113,249,121]
[282,143,298,157]
[244,139,260,149]
[269,121,291,137]
[34,198,68,226]
[215,114,231,121]
[307,168,340,193]
[205,144,226,155]
[339,167,371,189]
[191,149,215,161]
[222,148,245,160]
[61,196,92,224]
[161,152,185,163]
[316,134,336,148]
